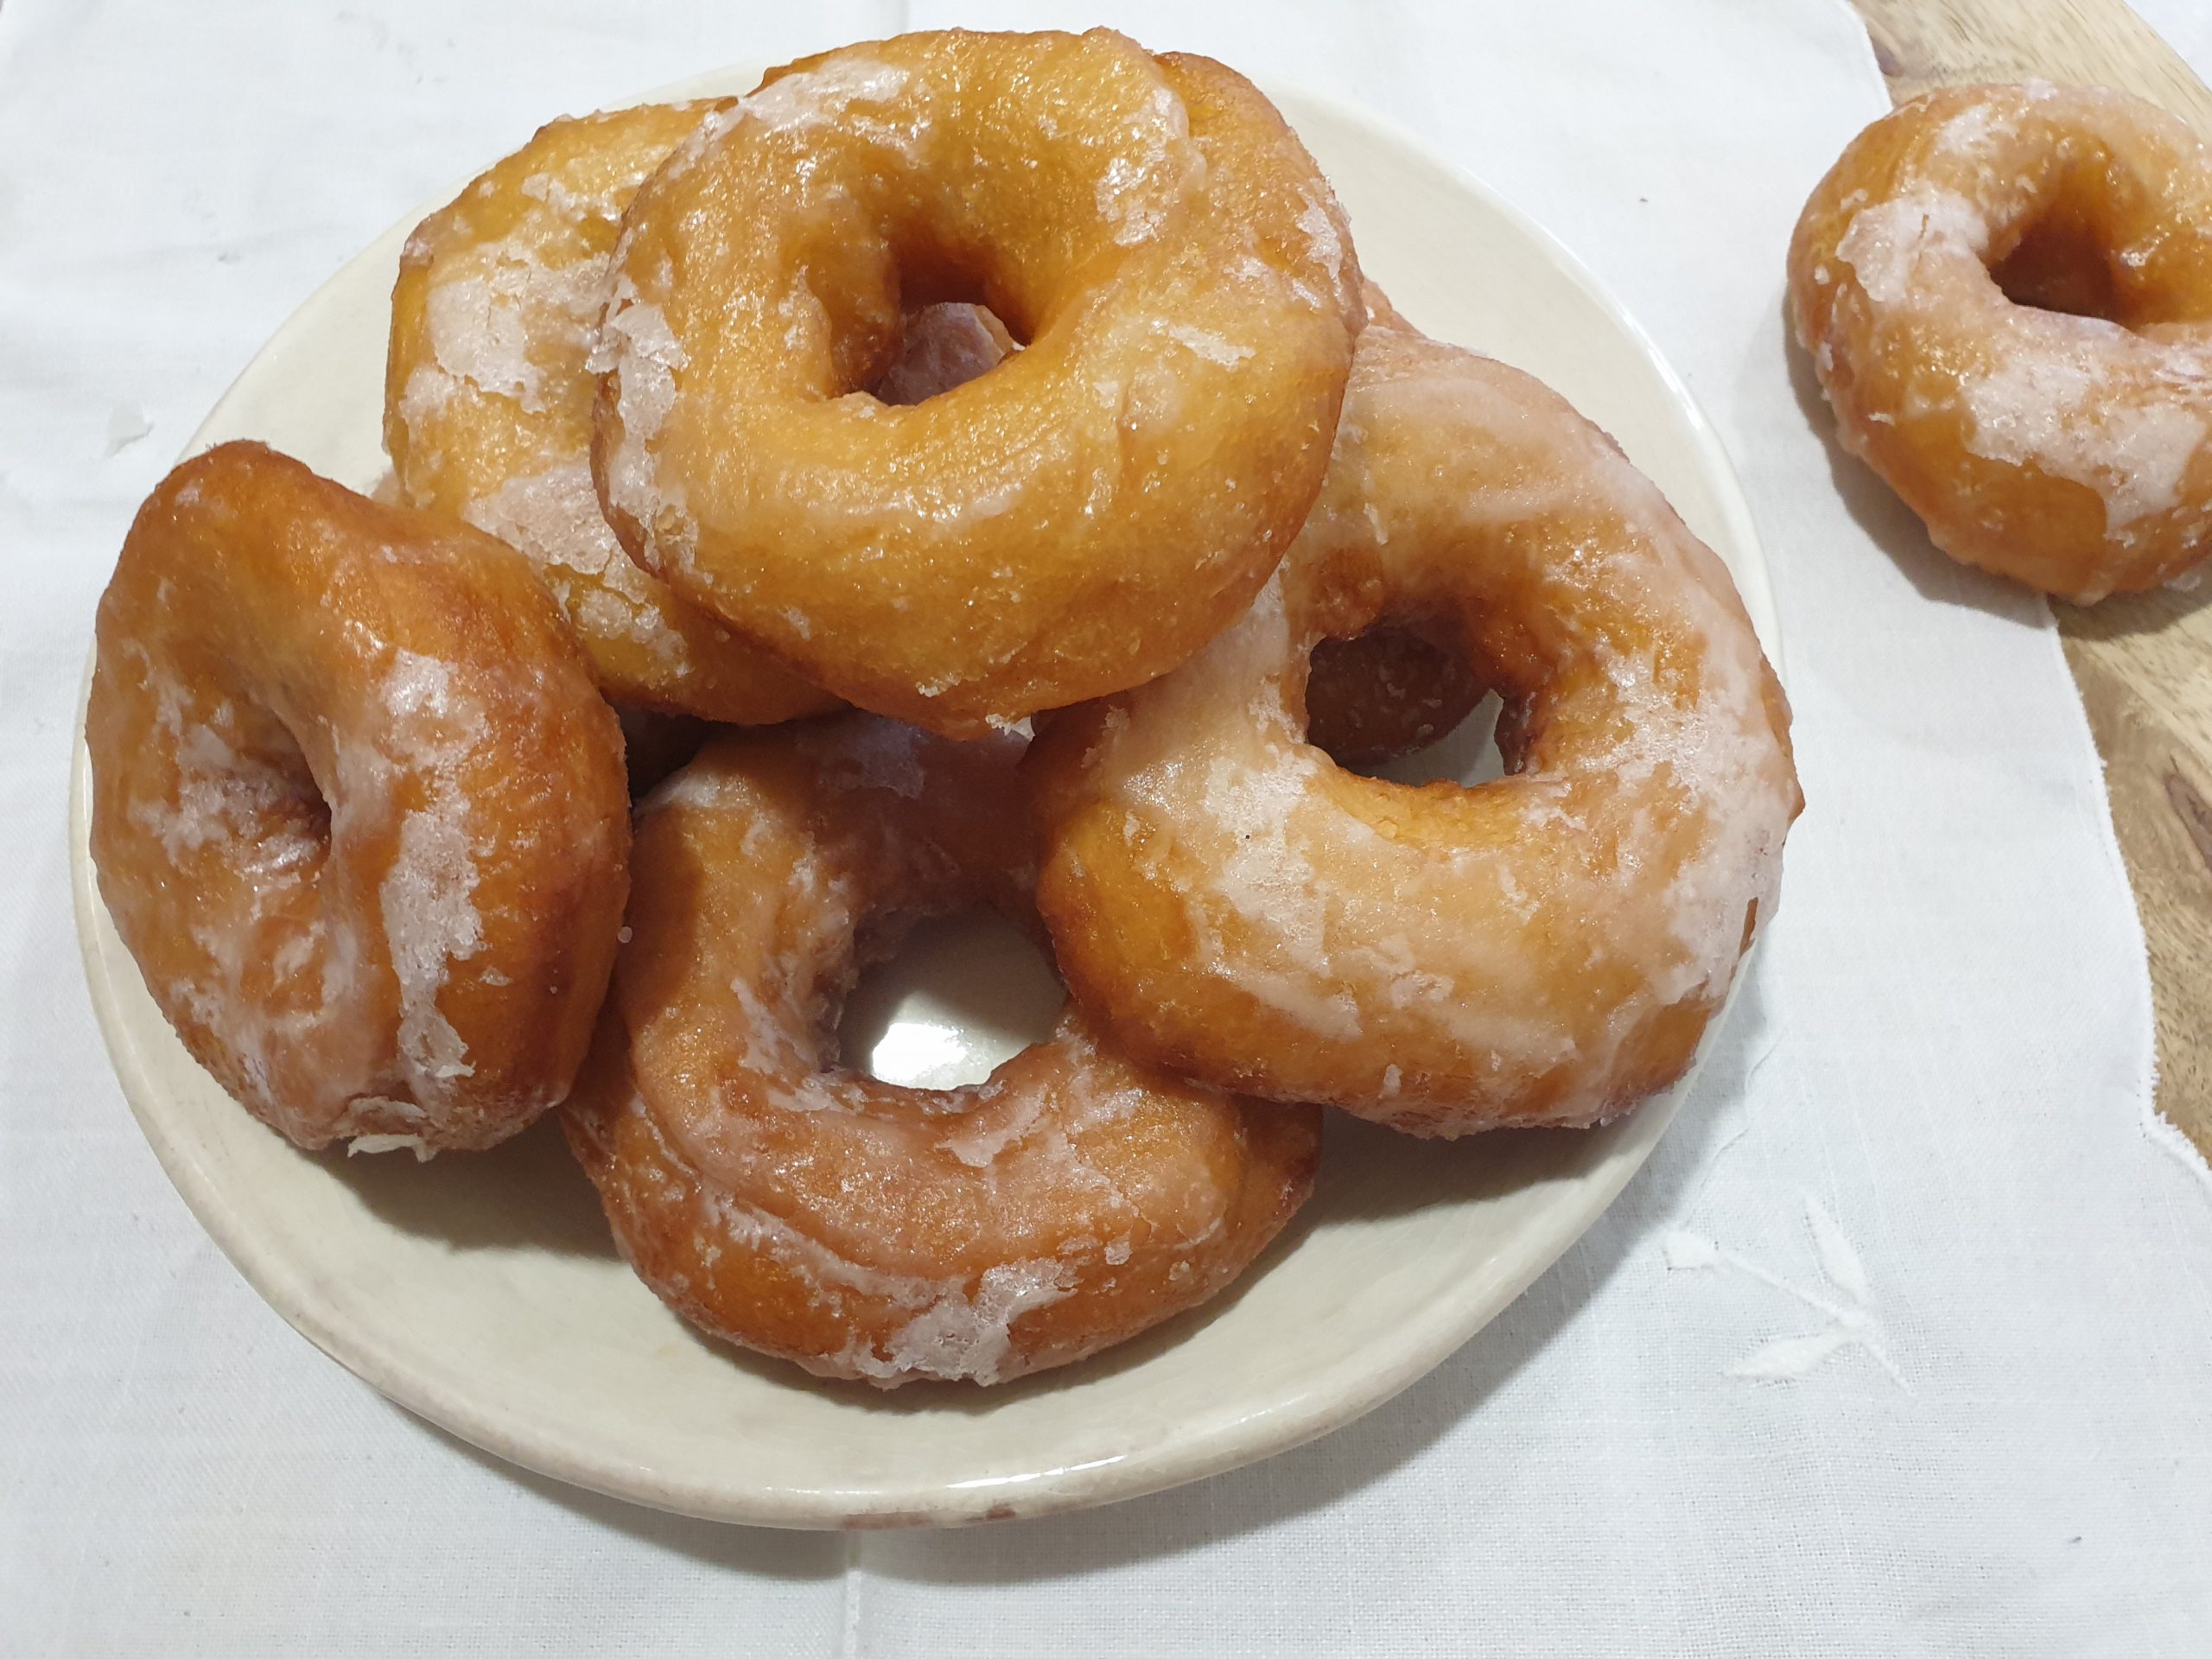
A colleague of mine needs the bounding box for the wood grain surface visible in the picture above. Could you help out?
[1846,0,2212,1159]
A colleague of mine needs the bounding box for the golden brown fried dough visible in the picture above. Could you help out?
[564,715,1319,1384]
[89,442,629,1152]
[1029,310,1802,1135]
[593,32,1362,734]
[1789,83,2212,601]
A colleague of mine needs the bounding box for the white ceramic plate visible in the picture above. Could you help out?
[70,67,1779,1529]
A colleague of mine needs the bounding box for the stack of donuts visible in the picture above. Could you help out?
[87,29,1802,1388]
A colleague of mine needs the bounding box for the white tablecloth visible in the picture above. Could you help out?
[4,1,2209,1653]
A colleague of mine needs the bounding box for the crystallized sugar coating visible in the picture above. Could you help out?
[360,649,490,1099]
[397,249,618,440]
[1933,99,2006,155]
[1293,180,1350,300]
[132,688,313,866]
[1832,187,1986,307]
[119,660,373,1139]
[741,58,913,141]
[851,1260,1077,1384]
[462,461,618,578]
[1163,321,1255,368]
[592,282,693,567]
[935,1086,1051,1168]
[464,462,689,667]
[423,269,551,411]
[518,168,621,223]
[1961,325,2212,532]
[395,363,457,446]
[1187,728,1366,1042]
[381,801,482,1083]
[1096,80,1192,246]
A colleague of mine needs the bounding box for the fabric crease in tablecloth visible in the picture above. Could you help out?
[2,0,2208,1654]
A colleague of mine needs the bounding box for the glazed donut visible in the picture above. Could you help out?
[386,102,838,722]
[1789,82,2212,601]
[1027,308,1802,1135]
[88,442,631,1153]
[563,715,1320,1385]
[592,30,1362,735]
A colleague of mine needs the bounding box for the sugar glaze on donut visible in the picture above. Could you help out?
[1029,309,1802,1135]
[592,31,1362,734]
[1789,82,2212,600]
[387,102,838,722]
[565,716,1320,1384]
[89,443,631,1153]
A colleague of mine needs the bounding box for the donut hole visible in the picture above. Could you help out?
[1305,623,1501,783]
[1983,156,2192,329]
[289,769,334,850]
[218,699,334,868]
[1352,691,1508,787]
[1990,207,2128,323]
[836,906,1064,1088]
[863,299,1024,407]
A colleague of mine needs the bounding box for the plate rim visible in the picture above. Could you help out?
[70,66,1778,1529]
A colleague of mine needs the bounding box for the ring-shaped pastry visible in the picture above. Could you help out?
[1789,82,2212,601]
[1027,310,1802,1135]
[592,30,1362,734]
[89,442,631,1153]
[563,715,1320,1384]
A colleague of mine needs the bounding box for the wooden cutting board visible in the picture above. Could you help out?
[1844,0,2212,1160]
